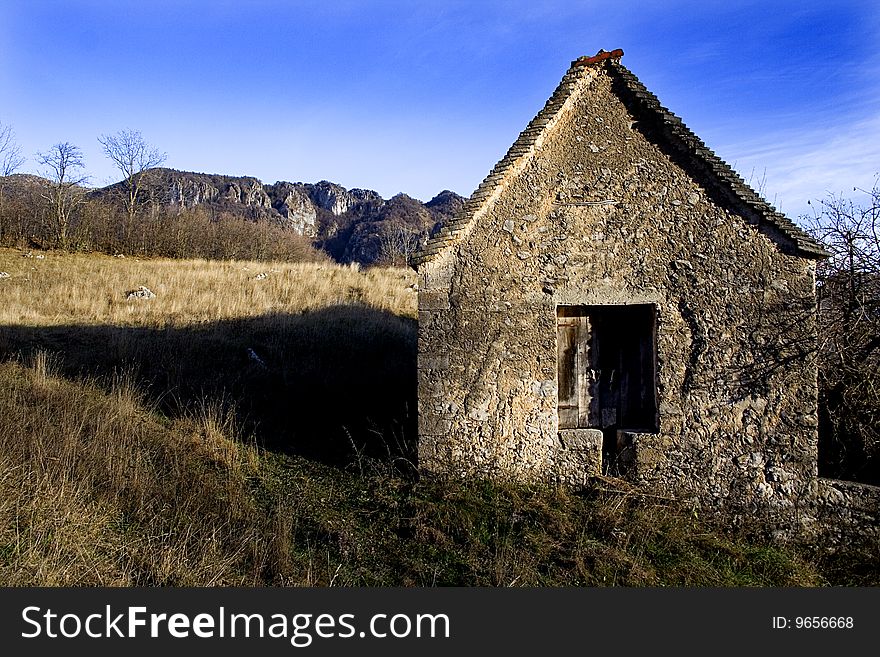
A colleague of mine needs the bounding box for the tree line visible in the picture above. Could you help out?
[0,124,324,262]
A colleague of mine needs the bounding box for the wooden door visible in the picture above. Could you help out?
[557,312,599,429]
[557,305,656,433]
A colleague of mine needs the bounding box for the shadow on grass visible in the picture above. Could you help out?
[0,304,417,469]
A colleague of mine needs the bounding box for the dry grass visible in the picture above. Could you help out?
[0,248,419,470]
[0,355,274,585]
[0,248,416,327]
[0,248,421,584]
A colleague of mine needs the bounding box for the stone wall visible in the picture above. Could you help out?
[418,61,821,525]
[812,478,880,546]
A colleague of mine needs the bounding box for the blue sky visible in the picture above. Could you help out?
[1,0,878,217]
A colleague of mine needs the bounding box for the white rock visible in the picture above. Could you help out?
[126,285,156,300]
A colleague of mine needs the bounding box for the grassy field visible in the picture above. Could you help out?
[0,248,418,462]
[0,248,417,326]
[0,247,874,585]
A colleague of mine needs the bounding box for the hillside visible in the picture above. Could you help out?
[90,168,465,265]
[0,248,875,586]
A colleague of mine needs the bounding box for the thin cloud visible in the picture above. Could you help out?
[721,104,880,218]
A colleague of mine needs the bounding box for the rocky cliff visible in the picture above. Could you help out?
[93,168,465,265]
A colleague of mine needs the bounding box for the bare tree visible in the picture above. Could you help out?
[37,142,88,246]
[1,121,25,176]
[378,222,423,267]
[0,121,26,243]
[98,129,166,225]
[804,180,880,483]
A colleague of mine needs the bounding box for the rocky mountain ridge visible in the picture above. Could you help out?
[93,168,464,265]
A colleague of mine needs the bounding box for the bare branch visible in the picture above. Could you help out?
[803,177,880,482]
[378,222,423,267]
[36,142,88,245]
[0,121,25,176]
[98,129,166,223]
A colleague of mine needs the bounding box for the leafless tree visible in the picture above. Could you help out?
[1,121,25,176]
[0,121,26,243]
[378,222,423,267]
[37,142,88,246]
[804,180,880,483]
[98,129,166,225]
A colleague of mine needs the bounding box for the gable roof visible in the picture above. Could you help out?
[415,50,829,266]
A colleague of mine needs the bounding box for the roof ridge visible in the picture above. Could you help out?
[606,59,828,258]
[415,54,828,267]
[415,60,594,265]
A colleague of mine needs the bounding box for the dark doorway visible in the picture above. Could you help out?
[557,304,658,469]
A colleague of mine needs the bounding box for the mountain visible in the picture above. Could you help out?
[92,168,465,265]
[0,173,52,193]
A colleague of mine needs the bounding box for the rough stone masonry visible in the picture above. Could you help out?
[414,50,879,543]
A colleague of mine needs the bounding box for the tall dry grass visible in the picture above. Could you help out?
[0,355,278,585]
[0,247,419,467]
[0,248,420,584]
[0,248,416,327]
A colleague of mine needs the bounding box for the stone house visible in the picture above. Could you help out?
[414,50,841,528]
